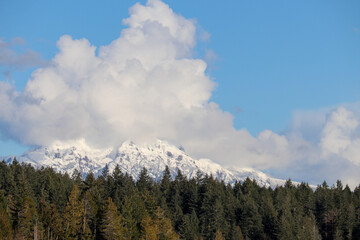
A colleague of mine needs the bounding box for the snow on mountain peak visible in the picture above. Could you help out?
[5,139,289,187]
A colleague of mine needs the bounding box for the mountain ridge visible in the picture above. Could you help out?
[3,139,292,188]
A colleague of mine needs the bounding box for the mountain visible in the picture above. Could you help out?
[3,139,289,188]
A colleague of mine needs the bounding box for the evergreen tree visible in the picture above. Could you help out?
[154,207,179,240]
[161,166,171,194]
[102,164,110,178]
[259,188,278,239]
[199,177,227,239]
[179,210,200,240]
[37,196,63,239]
[141,215,159,240]
[63,184,92,239]
[169,171,184,231]
[72,169,83,185]
[15,196,37,239]
[230,225,244,240]
[238,194,263,239]
[8,166,37,239]
[0,189,12,239]
[101,197,125,240]
[160,166,172,210]
[214,229,224,240]
[137,168,153,192]
[121,190,147,239]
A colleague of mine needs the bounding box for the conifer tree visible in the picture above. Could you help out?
[8,167,37,239]
[161,166,171,193]
[137,167,153,192]
[169,174,184,231]
[230,225,244,240]
[141,216,159,240]
[37,196,63,239]
[82,191,96,239]
[15,196,37,239]
[63,184,91,240]
[49,204,63,239]
[259,188,278,239]
[179,210,200,240]
[102,164,110,178]
[238,194,263,240]
[182,178,198,215]
[154,207,179,240]
[214,229,224,240]
[199,177,227,239]
[101,197,125,240]
[111,164,125,208]
[0,189,12,239]
[72,169,83,185]
[160,166,172,209]
[122,191,147,239]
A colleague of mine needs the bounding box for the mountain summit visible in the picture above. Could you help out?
[5,139,287,188]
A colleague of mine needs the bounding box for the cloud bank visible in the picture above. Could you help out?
[0,0,359,186]
[273,105,360,187]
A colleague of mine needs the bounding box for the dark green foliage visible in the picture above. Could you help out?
[1,160,360,239]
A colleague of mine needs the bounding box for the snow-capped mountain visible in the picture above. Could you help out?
[3,139,288,188]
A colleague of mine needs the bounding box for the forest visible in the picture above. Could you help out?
[0,159,360,240]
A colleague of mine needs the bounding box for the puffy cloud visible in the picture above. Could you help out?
[0,0,202,143]
[275,105,360,187]
[320,107,360,165]
[0,0,290,170]
[288,106,360,167]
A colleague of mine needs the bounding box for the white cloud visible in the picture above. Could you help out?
[0,0,290,170]
[1,0,360,187]
[276,105,360,187]
[320,107,360,165]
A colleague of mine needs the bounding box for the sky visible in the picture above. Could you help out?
[0,0,359,187]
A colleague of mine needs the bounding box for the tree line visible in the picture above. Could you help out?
[0,158,360,239]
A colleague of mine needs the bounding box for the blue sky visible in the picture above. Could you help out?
[1,0,360,185]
